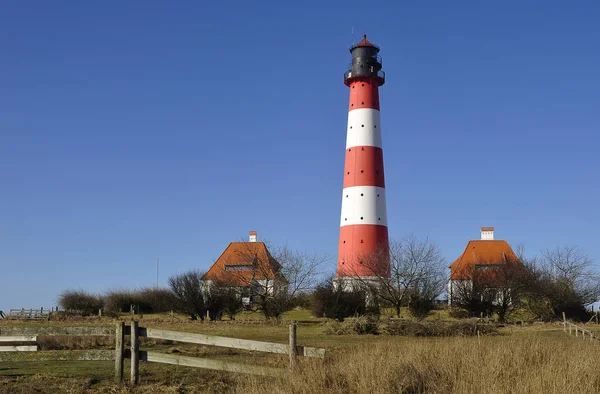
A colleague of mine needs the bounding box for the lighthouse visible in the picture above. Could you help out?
[336,34,390,289]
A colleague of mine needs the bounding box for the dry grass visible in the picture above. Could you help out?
[1,315,598,393]
[236,334,600,394]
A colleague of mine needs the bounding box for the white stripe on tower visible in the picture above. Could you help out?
[345,108,382,149]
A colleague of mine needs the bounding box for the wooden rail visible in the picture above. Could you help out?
[0,321,326,386]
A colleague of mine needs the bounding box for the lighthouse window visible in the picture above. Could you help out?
[350,126,353,129]
[362,84,364,87]
[360,193,363,196]
[361,124,364,127]
[346,195,348,198]
[360,217,364,220]
[347,171,350,174]
[361,102,364,105]
[374,125,377,128]
[377,194,380,197]
[343,240,346,243]
[361,170,364,173]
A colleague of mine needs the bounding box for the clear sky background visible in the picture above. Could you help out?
[1,1,598,312]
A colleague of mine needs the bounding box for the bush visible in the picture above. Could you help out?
[204,284,244,321]
[288,292,312,309]
[258,296,290,320]
[57,290,104,316]
[104,287,177,315]
[322,318,498,337]
[322,317,378,335]
[408,294,436,320]
[168,270,206,320]
[138,287,178,313]
[311,277,368,321]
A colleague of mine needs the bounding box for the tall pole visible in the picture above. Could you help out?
[156,258,159,288]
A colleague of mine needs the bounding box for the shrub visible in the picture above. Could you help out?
[408,294,436,320]
[57,290,104,316]
[322,318,498,337]
[204,282,244,321]
[138,287,177,313]
[104,289,145,314]
[259,296,290,320]
[288,292,312,309]
[311,277,368,321]
[168,270,206,320]
[103,287,177,315]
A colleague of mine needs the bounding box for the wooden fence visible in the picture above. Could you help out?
[4,308,51,321]
[563,320,598,343]
[0,321,325,385]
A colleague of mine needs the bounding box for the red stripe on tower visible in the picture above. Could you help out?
[336,34,390,284]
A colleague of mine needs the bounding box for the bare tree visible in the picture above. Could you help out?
[168,269,206,320]
[349,234,447,317]
[535,245,600,320]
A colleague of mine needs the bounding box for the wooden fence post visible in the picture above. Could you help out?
[131,320,139,385]
[562,312,566,332]
[115,321,124,383]
[289,321,297,369]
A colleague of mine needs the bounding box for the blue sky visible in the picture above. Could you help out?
[1,1,598,311]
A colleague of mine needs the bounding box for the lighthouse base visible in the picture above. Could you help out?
[333,276,384,308]
[333,276,381,292]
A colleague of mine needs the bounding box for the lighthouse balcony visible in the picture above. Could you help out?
[344,69,385,86]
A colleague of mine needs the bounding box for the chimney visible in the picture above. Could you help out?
[249,231,257,242]
[480,227,494,240]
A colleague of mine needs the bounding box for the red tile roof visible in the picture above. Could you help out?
[449,240,520,280]
[353,33,378,49]
[202,242,287,286]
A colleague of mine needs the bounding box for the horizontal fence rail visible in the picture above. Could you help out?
[0,349,114,362]
[0,346,38,352]
[138,351,284,377]
[138,327,325,359]
[0,336,37,342]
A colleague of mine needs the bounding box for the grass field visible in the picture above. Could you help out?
[1,311,599,393]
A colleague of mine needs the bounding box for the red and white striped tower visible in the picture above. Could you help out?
[336,34,390,288]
